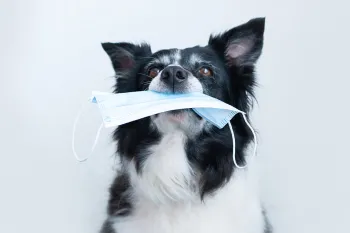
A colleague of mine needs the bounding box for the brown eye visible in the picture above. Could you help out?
[198,67,213,77]
[148,68,160,78]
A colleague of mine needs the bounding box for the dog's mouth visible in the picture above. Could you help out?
[151,109,205,135]
[154,109,202,122]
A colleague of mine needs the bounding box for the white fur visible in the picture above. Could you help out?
[111,129,265,233]
[112,172,265,233]
[127,130,196,204]
[173,49,181,64]
[189,53,202,65]
[154,50,181,65]
[157,55,171,65]
[151,111,205,137]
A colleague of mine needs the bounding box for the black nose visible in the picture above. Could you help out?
[160,66,188,84]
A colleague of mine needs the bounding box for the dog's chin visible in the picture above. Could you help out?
[151,110,204,135]
[162,110,201,122]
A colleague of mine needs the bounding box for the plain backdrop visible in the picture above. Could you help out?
[0,0,349,232]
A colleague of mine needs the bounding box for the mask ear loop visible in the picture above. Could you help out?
[228,113,257,169]
[242,113,257,158]
[72,103,104,162]
[71,75,113,162]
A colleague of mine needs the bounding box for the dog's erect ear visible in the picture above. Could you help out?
[208,18,265,66]
[101,42,152,72]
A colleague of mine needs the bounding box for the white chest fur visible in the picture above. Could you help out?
[113,130,265,233]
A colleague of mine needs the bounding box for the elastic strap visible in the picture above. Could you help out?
[228,113,257,169]
[71,103,104,162]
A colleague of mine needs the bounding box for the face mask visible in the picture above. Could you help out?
[90,90,243,129]
[72,91,257,168]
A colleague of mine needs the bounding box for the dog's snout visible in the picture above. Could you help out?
[160,66,188,84]
[148,64,202,94]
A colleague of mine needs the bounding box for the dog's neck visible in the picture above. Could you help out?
[125,130,199,205]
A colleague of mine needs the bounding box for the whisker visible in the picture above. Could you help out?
[141,79,152,91]
[103,75,116,80]
[138,73,153,79]
[138,56,155,60]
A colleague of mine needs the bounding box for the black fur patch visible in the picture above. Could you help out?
[107,173,132,217]
[100,220,116,233]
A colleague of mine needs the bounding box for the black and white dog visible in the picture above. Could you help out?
[100,18,270,233]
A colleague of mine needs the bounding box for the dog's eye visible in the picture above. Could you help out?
[148,68,160,78]
[198,67,213,77]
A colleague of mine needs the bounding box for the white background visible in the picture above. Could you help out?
[0,0,349,232]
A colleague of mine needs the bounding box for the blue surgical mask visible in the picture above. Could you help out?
[90,90,243,129]
[72,91,257,168]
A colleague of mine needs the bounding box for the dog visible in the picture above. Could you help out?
[99,17,271,233]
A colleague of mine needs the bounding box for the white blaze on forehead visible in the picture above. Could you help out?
[173,49,182,64]
[153,50,182,66]
[157,55,171,64]
[189,54,202,66]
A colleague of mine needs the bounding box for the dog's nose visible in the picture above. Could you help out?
[160,66,188,84]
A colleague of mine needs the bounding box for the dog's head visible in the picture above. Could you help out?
[102,18,265,201]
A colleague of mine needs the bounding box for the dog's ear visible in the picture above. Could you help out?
[208,18,265,67]
[101,42,152,72]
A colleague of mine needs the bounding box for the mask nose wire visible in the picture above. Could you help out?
[72,103,104,162]
[228,113,257,169]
